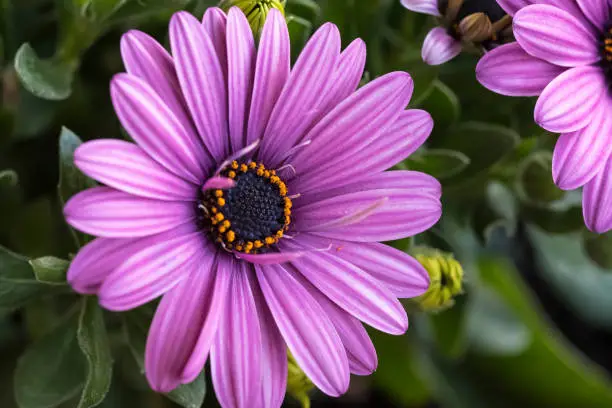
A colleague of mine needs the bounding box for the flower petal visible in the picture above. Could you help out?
[246,9,290,146]
[110,73,207,184]
[534,65,606,133]
[553,104,612,190]
[498,0,585,19]
[258,23,340,166]
[583,156,612,233]
[98,228,202,311]
[170,11,229,162]
[400,0,441,16]
[421,27,461,66]
[67,237,149,294]
[296,170,441,207]
[256,263,349,397]
[75,140,197,201]
[476,42,565,96]
[250,275,287,408]
[235,250,306,265]
[513,4,599,67]
[293,273,377,375]
[293,182,442,242]
[331,240,430,298]
[285,236,409,335]
[227,7,256,151]
[119,30,207,167]
[291,72,413,181]
[180,253,232,383]
[211,262,262,408]
[294,110,433,194]
[64,187,195,238]
[577,0,610,30]
[316,38,367,116]
[202,7,228,77]
[145,247,223,392]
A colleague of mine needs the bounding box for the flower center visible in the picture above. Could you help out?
[201,160,291,254]
[601,23,612,80]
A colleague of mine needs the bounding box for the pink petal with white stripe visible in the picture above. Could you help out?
[256,263,349,397]
[534,65,606,133]
[476,42,565,97]
[400,0,441,16]
[170,11,229,162]
[75,140,197,201]
[583,157,612,233]
[421,27,461,66]
[211,262,263,408]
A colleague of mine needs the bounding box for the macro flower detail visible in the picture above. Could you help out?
[63,6,441,407]
[476,0,612,233]
[401,0,512,65]
[412,249,464,312]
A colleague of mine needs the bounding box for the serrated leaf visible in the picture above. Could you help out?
[76,297,113,408]
[14,43,73,101]
[58,127,97,248]
[14,316,86,408]
[29,256,69,284]
[405,148,470,179]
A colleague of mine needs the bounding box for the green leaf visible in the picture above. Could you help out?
[58,127,97,248]
[166,373,207,408]
[28,256,69,284]
[0,246,61,311]
[527,225,612,329]
[14,316,86,408]
[108,0,190,23]
[583,231,612,269]
[405,149,470,179]
[14,44,73,101]
[521,190,584,233]
[76,297,113,408]
[440,122,520,183]
[516,151,563,204]
[465,257,612,407]
[419,79,460,130]
[466,285,532,356]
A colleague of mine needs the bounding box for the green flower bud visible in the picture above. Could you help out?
[413,249,464,312]
[219,0,286,38]
[287,350,314,408]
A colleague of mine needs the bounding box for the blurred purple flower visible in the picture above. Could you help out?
[476,0,612,232]
[63,7,441,407]
[401,0,512,65]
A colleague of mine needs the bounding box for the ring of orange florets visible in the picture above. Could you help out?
[202,160,292,254]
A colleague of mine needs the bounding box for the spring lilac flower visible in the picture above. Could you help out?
[476,0,612,232]
[63,7,441,406]
[401,0,512,65]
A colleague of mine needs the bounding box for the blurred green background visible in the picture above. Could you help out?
[2,0,612,407]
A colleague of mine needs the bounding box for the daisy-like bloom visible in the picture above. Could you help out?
[400,0,512,65]
[476,0,612,233]
[63,6,441,407]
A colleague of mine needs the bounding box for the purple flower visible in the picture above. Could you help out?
[63,6,441,406]
[401,0,512,65]
[476,0,612,232]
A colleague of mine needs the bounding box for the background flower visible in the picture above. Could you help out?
[476,0,612,232]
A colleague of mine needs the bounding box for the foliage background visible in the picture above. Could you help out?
[1,0,612,407]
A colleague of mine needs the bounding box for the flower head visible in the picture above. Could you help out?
[401,0,512,65]
[63,7,441,407]
[476,0,612,233]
